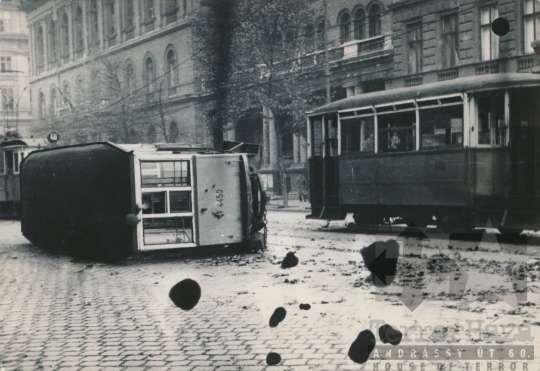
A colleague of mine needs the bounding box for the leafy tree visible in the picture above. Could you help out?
[194,0,325,206]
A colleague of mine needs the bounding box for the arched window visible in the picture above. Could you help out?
[74,6,84,52]
[75,76,84,104]
[125,63,135,93]
[38,91,46,118]
[36,26,44,66]
[147,125,156,143]
[316,19,325,49]
[353,8,366,40]
[340,12,351,44]
[304,23,314,51]
[284,29,295,46]
[62,81,71,107]
[129,129,140,144]
[61,13,69,57]
[50,88,59,117]
[368,3,382,38]
[169,122,179,142]
[144,56,155,93]
[166,49,177,89]
[88,0,99,48]
[274,31,282,45]
[48,20,57,62]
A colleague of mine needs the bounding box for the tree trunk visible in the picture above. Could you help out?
[272,108,288,208]
[279,160,288,207]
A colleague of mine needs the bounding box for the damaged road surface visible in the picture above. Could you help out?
[0,213,539,370]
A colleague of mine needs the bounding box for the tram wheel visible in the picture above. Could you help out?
[497,228,523,235]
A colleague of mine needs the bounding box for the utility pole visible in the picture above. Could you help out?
[323,0,331,104]
[15,84,29,133]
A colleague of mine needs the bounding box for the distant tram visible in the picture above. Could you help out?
[307,73,540,234]
[0,138,49,218]
[21,142,266,259]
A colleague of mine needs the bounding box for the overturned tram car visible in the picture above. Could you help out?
[307,73,540,234]
[21,142,266,259]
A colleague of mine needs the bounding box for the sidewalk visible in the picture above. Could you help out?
[265,196,311,213]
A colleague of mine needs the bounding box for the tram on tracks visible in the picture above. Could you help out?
[0,138,49,218]
[306,73,540,234]
[21,141,266,259]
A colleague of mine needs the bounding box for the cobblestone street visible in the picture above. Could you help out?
[1,213,539,371]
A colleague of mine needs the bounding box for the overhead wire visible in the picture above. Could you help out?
[52,0,480,136]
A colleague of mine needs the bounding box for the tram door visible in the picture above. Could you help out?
[308,114,341,219]
[509,88,538,195]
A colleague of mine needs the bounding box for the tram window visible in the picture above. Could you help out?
[13,153,19,173]
[420,105,463,150]
[143,217,193,245]
[0,152,4,174]
[477,94,505,146]
[341,117,374,153]
[311,119,323,156]
[378,111,416,153]
[141,161,190,188]
[141,191,167,214]
[169,191,192,213]
[5,151,13,174]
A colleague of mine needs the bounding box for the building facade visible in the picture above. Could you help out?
[24,0,212,146]
[0,0,32,138]
[387,0,536,89]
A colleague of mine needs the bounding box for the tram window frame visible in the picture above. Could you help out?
[419,105,464,150]
[13,152,19,174]
[140,160,190,188]
[139,159,194,247]
[340,117,375,154]
[142,216,194,245]
[477,93,505,147]
[377,111,416,153]
[311,118,323,157]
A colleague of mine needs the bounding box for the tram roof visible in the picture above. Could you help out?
[308,73,540,116]
[0,138,49,149]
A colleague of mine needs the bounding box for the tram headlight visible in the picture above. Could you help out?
[125,214,140,228]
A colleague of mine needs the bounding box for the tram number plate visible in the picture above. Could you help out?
[435,162,447,171]
[216,190,224,207]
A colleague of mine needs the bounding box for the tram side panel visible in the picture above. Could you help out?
[338,150,470,214]
[21,144,133,258]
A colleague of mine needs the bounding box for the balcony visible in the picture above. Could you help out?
[341,35,391,60]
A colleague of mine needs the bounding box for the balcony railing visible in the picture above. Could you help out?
[438,68,458,81]
[404,75,423,87]
[342,35,390,60]
[517,55,535,72]
[475,61,499,75]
